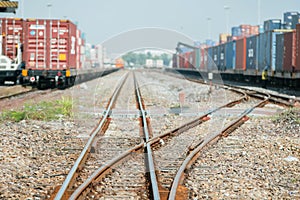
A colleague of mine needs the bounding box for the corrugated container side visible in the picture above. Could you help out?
[184,52,190,68]
[218,43,226,70]
[0,18,25,60]
[296,24,300,71]
[225,41,236,70]
[275,34,284,71]
[258,31,281,71]
[211,46,219,69]
[24,19,78,70]
[195,48,200,69]
[179,53,184,68]
[240,24,251,37]
[206,47,214,71]
[246,35,259,70]
[283,31,296,71]
[235,37,246,70]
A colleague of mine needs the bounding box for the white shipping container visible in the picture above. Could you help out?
[156,59,164,68]
[146,59,153,67]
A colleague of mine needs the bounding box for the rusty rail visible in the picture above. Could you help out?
[68,91,248,199]
[54,72,128,200]
[167,94,270,200]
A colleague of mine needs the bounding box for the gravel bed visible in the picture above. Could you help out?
[185,109,300,199]
[0,120,85,199]
[0,70,127,199]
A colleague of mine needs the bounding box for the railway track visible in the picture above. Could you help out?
[50,69,294,199]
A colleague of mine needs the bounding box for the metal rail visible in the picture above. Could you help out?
[133,72,160,200]
[0,88,37,100]
[54,72,128,200]
[69,90,248,199]
[168,94,270,200]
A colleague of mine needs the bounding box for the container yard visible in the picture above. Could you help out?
[0,1,299,199]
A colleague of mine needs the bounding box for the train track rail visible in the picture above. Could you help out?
[52,70,282,199]
[0,88,37,101]
[168,94,270,199]
[57,72,258,199]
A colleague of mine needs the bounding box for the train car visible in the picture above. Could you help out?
[0,18,25,84]
[20,19,79,89]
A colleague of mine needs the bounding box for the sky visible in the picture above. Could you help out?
[1,0,299,46]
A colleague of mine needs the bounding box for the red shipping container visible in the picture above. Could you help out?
[296,24,300,71]
[24,19,78,70]
[184,52,190,68]
[179,53,184,68]
[283,31,296,72]
[0,18,25,60]
[200,48,206,69]
[235,37,247,70]
[240,24,251,37]
[250,25,259,35]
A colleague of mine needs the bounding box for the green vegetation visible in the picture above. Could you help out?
[1,97,73,122]
[122,51,171,66]
[272,108,300,124]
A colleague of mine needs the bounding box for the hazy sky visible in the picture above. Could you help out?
[1,0,299,45]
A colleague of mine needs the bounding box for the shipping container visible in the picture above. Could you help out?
[212,45,219,69]
[283,31,296,71]
[250,25,259,35]
[258,31,283,71]
[296,24,300,71]
[178,53,184,68]
[0,18,25,60]
[264,19,281,32]
[219,33,230,44]
[246,35,259,70]
[206,47,214,71]
[240,24,251,37]
[231,26,241,37]
[284,12,300,29]
[225,41,236,70]
[275,34,284,71]
[183,52,190,68]
[199,48,206,69]
[235,37,247,70]
[218,43,226,70]
[24,19,78,71]
[189,50,195,68]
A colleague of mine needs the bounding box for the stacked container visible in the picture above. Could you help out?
[283,12,300,29]
[264,19,281,32]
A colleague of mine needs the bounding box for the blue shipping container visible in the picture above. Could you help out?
[275,34,284,71]
[258,31,282,71]
[246,35,259,70]
[212,46,219,69]
[206,47,215,71]
[218,44,226,70]
[264,19,281,32]
[225,41,236,70]
[284,12,300,29]
[232,26,242,37]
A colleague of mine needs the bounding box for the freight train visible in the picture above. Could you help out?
[0,17,117,89]
[173,23,300,88]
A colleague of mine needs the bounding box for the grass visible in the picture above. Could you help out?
[272,108,300,124]
[0,97,73,122]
